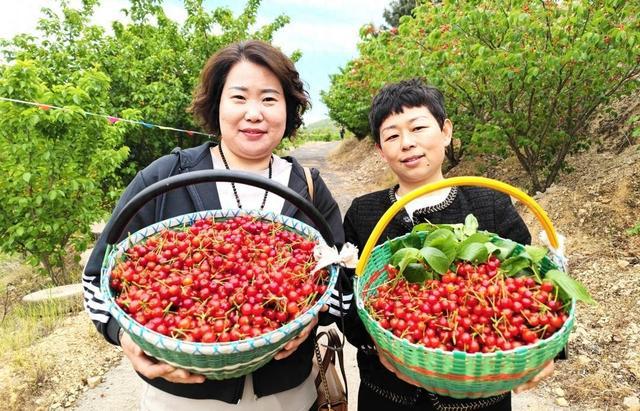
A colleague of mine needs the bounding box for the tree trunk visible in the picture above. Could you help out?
[445,145,459,168]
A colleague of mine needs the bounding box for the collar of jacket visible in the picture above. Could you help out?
[169,141,315,217]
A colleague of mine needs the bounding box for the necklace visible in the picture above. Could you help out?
[218,144,272,210]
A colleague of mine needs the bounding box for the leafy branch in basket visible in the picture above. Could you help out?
[387,215,593,304]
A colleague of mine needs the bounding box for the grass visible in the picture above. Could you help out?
[0,251,82,366]
[10,349,52,386]
[0,253,83,410]
[0,295,83,355]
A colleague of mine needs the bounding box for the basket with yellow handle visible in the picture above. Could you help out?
[354,177,592,399]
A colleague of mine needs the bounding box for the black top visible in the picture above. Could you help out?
[82,141,345,403]
[342,185,532,408]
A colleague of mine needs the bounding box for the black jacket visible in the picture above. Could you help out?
[82,141,344,402]
[342,185,532,408]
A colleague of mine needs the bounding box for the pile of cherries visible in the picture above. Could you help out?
[366,256,568,353]
[110,215,328,343]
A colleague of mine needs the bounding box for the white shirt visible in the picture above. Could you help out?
[211,148,292,213]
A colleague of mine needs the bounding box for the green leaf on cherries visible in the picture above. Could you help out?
[427,237,458,264]
[424,229,458,262]
[456,242,489,263]
[411,222,438,234]
[490,237,518,260]
[500,255,532,276]
[544,269,595,304]
[388,238,403,254]
[523,245,548,264]
[424,228,457,245]
[401,233,423,249]
[485,242,499,256]
[391,247,421,271]
[459,232,491,249]
[402,263,431,283]
[417,222,465,241]
[419,246,450,274]
[463,214,479,236]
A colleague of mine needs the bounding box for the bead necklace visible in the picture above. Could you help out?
[218,144,272,210]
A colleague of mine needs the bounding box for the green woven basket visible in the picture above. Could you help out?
[355,233,574,398]
[99,171,339,380]
[353,177,575,399]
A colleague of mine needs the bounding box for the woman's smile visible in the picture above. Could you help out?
[400,154,426,166]
[240,127,268,139]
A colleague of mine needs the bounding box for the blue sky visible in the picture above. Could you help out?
[1,0,389,124]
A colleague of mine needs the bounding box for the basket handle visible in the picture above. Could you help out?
[105,169,335,247]
[355,176,559,276]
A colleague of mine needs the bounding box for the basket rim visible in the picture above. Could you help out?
[354,231,576,359]
[100,208,339,355]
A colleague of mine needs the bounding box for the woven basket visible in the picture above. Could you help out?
[99,170,339,380]
[354,177,575,398]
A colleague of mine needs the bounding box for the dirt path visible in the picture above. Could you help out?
[289,140,359,212]
[71,141,558,410]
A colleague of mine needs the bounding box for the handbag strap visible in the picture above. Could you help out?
[314,331,333,388]
[327,329,348,401]
[303,167,314,202]
[314,335,332,408]
[314,329,348,401]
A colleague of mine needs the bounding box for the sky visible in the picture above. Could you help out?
[0,0,390,124]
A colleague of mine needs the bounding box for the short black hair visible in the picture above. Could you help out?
[369,78,447,145]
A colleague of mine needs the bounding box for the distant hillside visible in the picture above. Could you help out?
[303,118,339,132]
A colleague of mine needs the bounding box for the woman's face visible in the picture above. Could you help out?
[218,60,287,163]
[377,106,452,192]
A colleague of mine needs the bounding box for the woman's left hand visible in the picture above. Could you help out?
[375,343,424,387]
[513,360,555,394]
[274,305,328,360]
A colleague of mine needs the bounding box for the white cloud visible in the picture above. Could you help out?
[0,0,130,39]
[90,1,131,30]
[272,21,360,54]
[0,1,48,40]
[269,0,389,17]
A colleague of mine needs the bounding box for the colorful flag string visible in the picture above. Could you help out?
[0,96,213,138]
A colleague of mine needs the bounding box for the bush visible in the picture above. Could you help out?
[0,61,130,284]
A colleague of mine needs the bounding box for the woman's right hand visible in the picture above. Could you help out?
[120,332,206,384]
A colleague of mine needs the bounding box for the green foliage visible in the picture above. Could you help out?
[628,222,640,236]
[295,129,339,143]
[321,61,373,139]
[326,0,640,192]
[2,0,291,184]
[0,61,130,284]
[295,119,343,143]
[304,118,339,132]
[628,114,640,144]
[382,0,421,28]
